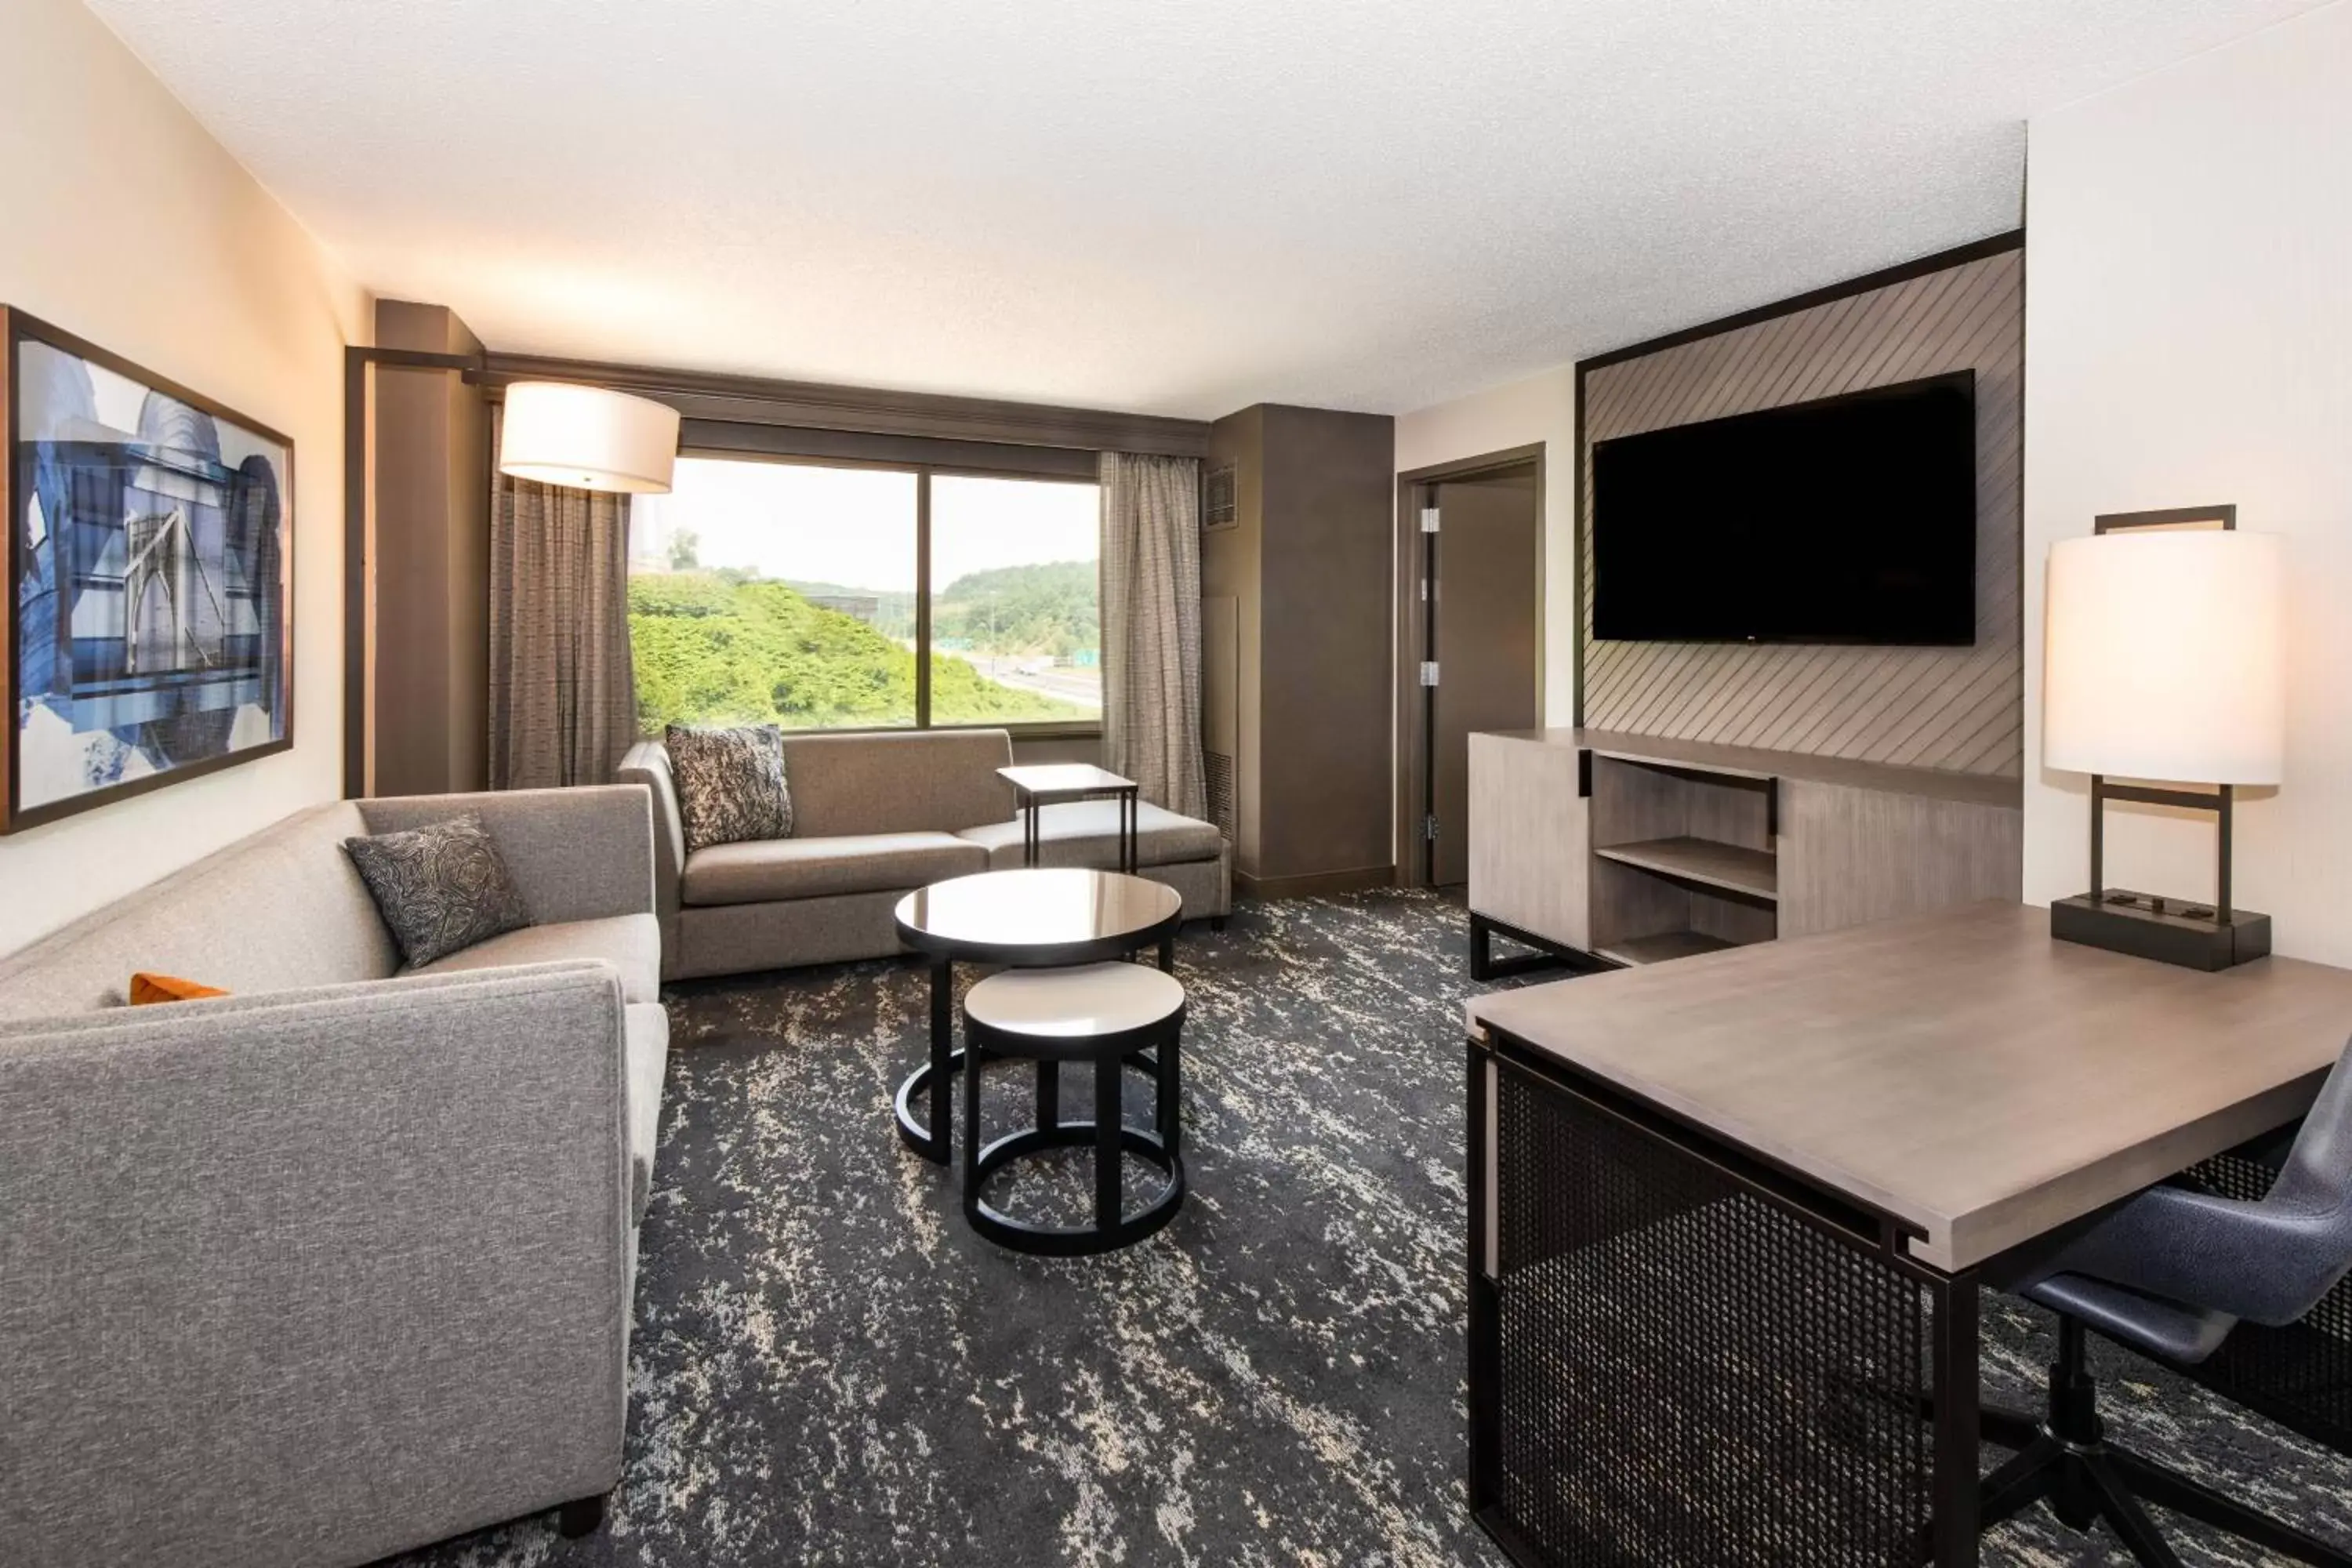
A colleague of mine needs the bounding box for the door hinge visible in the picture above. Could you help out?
[1420,506,1441,534]
[1423,814,1441,842]
[1419,661,1440,687]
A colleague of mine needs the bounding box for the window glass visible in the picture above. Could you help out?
[926,474,1102,727]
[628,459,919,731]
[625,458,1101,734]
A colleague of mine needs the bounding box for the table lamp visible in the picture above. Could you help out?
[2043,506,2284,969]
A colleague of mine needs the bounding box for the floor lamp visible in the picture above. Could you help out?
[342,349,679,796]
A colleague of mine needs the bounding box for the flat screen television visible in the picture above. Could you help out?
[1591,370,1977,645]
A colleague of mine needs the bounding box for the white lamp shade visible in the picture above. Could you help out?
[2043,529,2285,785]
[497,382,679,494]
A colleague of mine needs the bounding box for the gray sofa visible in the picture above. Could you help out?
[0,786,664,1568]
[619,728,1232,981]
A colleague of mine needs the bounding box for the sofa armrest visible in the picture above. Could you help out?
[358,785,655,924]
[615,742,684,978]
[0,964,631,1568]
[615,742,683,917]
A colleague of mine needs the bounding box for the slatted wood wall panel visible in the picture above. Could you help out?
[1581,249,2024,777]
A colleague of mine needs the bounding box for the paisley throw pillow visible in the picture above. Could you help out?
[342,812,532,968]
[666,724,793,854]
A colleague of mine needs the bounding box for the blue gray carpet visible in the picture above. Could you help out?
[387,890,2350,1567]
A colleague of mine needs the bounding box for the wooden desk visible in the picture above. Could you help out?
[1464,901,2352,1567]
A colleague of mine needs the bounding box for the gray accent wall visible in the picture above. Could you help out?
[1580,247,2024,777]
[372,299,491,796]
[1204,404,1397,894]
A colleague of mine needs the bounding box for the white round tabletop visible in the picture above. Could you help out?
[895,868,1181,959]
[964,961,1185,1037]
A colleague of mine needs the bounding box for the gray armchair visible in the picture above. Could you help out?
[1981,1036,2352,1567]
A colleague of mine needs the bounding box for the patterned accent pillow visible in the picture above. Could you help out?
[666,724,793,853]
[341,812,532,969]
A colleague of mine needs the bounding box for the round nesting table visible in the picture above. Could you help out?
[892,868,1183,1164]
[961,961,1187,1254]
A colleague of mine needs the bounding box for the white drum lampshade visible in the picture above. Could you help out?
[497,382,680,494]
[2043,529,2285,786]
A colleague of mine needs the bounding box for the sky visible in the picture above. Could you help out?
[630,457,1098,591]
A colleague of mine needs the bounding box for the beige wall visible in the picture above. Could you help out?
[0,0,365,953]
[2023,0,2352,963]
[1395,366,1578,725]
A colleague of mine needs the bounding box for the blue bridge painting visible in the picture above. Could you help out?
[13,335,287,817]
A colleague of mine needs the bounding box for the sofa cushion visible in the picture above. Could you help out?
[681,833,986,906]
[776,729,1014,837]
[624,1002,669,1225]
[404,913,662,1006]
[958,800,1225,871]
[0,801,398,1021]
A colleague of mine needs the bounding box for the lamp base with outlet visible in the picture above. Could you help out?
[2051,888,2271,971]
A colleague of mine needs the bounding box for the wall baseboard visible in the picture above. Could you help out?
[1236,864,1397,901]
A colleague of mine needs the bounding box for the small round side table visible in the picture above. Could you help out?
[891,869,1181,1164]
[960,961,1186,1254]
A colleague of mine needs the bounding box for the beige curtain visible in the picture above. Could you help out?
[1099,452,1208,818]
[488,407,639,789]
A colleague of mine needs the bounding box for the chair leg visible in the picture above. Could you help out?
[557,1494,606,1538]
[2110,1449,2352,1568]
[1973,1312,2352,1568]
[1977,1402,2042,1450]
[1977,1435,2060,1531]
[2083,1455,2187,1568]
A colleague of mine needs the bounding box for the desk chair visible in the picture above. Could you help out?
[1984,1036,2352,1567]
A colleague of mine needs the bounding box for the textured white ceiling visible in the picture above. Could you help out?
[83,0,2330,419]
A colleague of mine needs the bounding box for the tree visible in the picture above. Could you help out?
[667,528,701,572]
[629,572,1087,731]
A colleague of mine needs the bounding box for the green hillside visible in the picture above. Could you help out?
[779,579,916,641]
[935,560,1098,656]
[630,572,1087,731]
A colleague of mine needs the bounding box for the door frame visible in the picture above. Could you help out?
[1392,443,1548,887]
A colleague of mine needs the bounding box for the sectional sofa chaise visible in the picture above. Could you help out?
[619,727,1231,980]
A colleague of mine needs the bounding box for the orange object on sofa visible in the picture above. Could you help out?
[129,972,229,1005]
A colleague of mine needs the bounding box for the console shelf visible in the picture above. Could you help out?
[1592,931,1739,968]
[1468,728,2023,974]
[1594,837,1778,902]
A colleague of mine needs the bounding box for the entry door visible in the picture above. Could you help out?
[1428,470,1541,886]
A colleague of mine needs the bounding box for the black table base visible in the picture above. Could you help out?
[893,1040,1166,1163]
[967,1121,1185,1255]
[1010,779,1142,874]
[897,933,1177,1164]
[1469,1024,1981,1566]
[958,1001,1185,1255]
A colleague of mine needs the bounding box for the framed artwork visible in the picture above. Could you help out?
[2,309,295,833]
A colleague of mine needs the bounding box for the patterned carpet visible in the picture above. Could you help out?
[387,890,2352,1568]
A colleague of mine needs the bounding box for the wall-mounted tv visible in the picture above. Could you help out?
[1591,370,1977,645]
